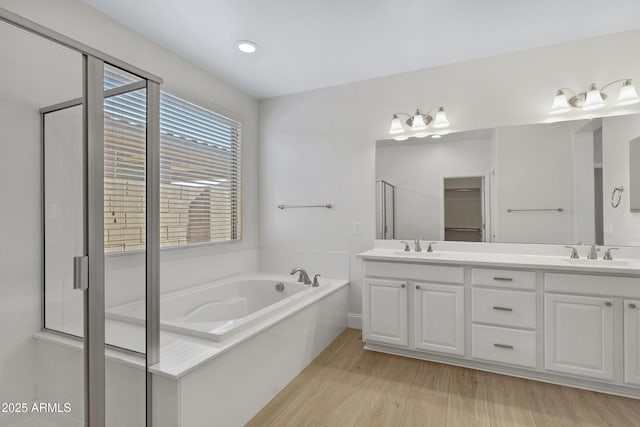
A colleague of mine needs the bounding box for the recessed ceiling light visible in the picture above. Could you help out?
[235,40,258,54]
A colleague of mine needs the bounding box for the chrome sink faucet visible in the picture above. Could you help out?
[290,267,312,285]
[415,238,422,252]
[400,241,410,251]
[565,246,579,259]
[603,248,619,260]
[587,244,600,260]
[426,242,437,253]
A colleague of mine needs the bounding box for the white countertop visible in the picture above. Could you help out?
[358,248,640,275]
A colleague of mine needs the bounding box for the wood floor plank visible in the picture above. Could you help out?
[352,354,419,427]
[247,329,640,427]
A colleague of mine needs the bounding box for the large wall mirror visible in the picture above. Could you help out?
[376,113,640,246]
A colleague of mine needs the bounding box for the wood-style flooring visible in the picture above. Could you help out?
[247,328,640,427]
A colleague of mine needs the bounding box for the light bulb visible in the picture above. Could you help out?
[582,84,606,110]
[550,90,571,114]
[388,115,404,134]
[431,134,442,139]
[415,132,428,138]
[410,110,427,131]
[616,80,640,106]
[393,135,409,141]
[432,107,450,128]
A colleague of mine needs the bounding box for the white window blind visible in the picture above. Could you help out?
[103,68,241,253]
[159,93,241,247]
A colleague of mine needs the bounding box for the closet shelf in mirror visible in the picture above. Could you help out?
[445,188,481,192]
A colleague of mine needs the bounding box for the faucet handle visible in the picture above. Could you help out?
[603,248,619,260]
[400,241,410,251]
[312,274,321,287]
[427,242,437,253]
[565,246,579,259]
[414,238,422,252]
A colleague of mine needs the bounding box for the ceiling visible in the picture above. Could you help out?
[83,0,640,99]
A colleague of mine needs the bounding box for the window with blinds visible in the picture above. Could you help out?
[104,69,241,253]
[159,93,241,247]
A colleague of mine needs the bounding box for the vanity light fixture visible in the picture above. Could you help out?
[550,79,640,114]
[388,107,451,136]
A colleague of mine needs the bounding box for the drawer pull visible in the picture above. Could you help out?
[401,284,406,288]
[494,343,514,350]
[415,285,420,289]
[630,303,638,309]
[493,277,513,282]
[605,301,612,307]
[493,306,513,312]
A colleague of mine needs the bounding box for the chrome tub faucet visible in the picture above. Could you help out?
[290,267,312,285]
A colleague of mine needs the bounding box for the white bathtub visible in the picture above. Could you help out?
[107,273,338,341]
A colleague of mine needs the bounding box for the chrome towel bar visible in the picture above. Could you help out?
[278,204,333,210]
[506,208,563,213]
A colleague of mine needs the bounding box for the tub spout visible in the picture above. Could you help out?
[290,267,312,285]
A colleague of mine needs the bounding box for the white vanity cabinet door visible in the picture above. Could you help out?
[544,294,614,381]
[363,279,408,346]
[414,283,464,355]
[624,300,640,386]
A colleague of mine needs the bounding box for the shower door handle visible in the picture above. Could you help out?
[73,256,89,291]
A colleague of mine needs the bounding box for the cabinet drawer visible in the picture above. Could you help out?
[472,288,536,329]
[472,268,536,290]
[472,324,537,368]
[365,261,464,284]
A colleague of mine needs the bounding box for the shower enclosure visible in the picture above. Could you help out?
[376,179,395,239]
[1,7,161,427]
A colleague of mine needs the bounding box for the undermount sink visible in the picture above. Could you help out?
[394,251,442,257]
[562,258,630,267]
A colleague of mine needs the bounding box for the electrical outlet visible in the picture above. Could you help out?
[353,222,362,235]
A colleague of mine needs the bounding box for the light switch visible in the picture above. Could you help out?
[353,222,362,235]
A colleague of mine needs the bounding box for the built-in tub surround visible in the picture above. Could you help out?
[359,240,640,399]
[108,274,337,342]
[35,273,349,427]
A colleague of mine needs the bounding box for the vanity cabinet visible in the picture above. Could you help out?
[360,252,640,398]
[624,299,640,385]
[363,279,408,346]
[544,293,615,381]
[413,282,464,355]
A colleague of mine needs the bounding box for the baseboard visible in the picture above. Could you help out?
[347,313,362,329]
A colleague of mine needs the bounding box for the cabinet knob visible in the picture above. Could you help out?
[416,285,420,289]
[630,303,638,309]
[605,301,612,307]
[401,284,406,288]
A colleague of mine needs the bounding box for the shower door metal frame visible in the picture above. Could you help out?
[0,7,162,427]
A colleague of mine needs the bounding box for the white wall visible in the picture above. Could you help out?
[258,29,640,315]
[0,100,42,410]
[376,137,492,241]
[603,114,640,245]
